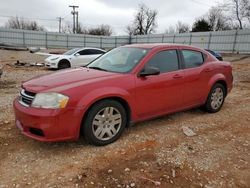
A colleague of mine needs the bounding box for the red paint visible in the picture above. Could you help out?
[13,44,233,142]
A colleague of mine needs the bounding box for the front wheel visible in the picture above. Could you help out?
[58,60,71,69]
[204,83,226,113]
[82,100,127,146]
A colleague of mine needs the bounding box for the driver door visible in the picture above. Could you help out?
[135,49,184,119]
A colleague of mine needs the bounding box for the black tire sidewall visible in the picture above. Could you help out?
[58,60,70,69]
[83,100,127,146]
[205,83,226,113]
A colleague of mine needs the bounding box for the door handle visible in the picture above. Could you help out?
[173,74,183,79]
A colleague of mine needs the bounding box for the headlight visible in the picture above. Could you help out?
[51,57,59,61]
[31,93,69,109]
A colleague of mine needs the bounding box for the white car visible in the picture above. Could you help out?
[45,48,106,69]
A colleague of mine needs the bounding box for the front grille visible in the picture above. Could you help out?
[19,89,36,107]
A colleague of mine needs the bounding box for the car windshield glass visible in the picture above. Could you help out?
[63,48,80,55]
[87,47,149,73]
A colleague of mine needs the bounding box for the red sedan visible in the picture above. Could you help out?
[14,44,233,145]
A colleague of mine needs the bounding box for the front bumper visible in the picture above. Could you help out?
[13,98,84,142]
[45,60,58,69]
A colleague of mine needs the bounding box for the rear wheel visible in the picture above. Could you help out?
[82,100,127,146]
[204,83,226,113]
[58,60,70,69]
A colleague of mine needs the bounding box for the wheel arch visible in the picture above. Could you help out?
[58,59,71,68]
[208,74,228,96]
[79,94,133,138]
[214,80,228,96]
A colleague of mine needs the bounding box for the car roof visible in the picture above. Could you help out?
[123,43,204,50]
[77,47,106,51]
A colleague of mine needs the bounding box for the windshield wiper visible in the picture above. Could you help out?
[88,66,108,72]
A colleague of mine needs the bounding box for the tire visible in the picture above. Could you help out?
[58,60,71,69]
[82,100,127,146]
[204,83,226,113]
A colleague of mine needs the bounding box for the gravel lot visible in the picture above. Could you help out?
[0,49,249,188]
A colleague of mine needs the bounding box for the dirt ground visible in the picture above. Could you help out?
[0,49,249,188]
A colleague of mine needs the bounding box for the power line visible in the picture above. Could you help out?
[0,14,57,22]
[190,0,211,6]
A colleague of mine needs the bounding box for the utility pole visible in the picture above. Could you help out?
[57,17,63,33]
[76,11,79,33]
[69,5,79,34]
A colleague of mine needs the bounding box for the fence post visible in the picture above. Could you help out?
[45,32,48,48]
[128,35,132,44]
[66,35,69,49]
[22,31,25,47]
[232,29,238,53]
[207,32,212,50]
[173,34,176,43]
[84,35,86,47]
[100,37,103,49]
[147,35,150,43]
[189,33,192,45]
[115,37,117,47]
[162,34,164,43]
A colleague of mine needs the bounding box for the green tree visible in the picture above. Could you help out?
[192,18,212,32]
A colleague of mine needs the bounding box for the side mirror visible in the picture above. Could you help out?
[139,66,160,77]
[74,53,80,56]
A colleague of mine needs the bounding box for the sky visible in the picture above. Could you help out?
[0,0,221,35]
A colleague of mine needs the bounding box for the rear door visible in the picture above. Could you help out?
[180,49,214,106]
[135,49,185,119]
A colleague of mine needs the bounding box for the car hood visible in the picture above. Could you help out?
[22,68,118,93]
[46,55,64,60]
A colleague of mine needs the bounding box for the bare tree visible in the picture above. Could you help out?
[76,23,88,34]
[207,7,231,31]
[62,22,112,36]
[126,25,135,36]
[176,21,190,33]
[242,0,250,23]
[221,0,250,29]
[87,25,113,36]
[5,16,45,31]
[126,3,158,35]
[61,21,73,34]
[165,26,176,34]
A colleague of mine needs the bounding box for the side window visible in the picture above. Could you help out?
[78,50,92,55]
[146,50,179,73]
[90,49,105,54]
[182,50,204,69]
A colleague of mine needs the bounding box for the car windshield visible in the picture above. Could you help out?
[63,48,80,55]
[87,47,149,73]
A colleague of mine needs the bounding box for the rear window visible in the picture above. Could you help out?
[90,49,105,54]
[182,50,204,69]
